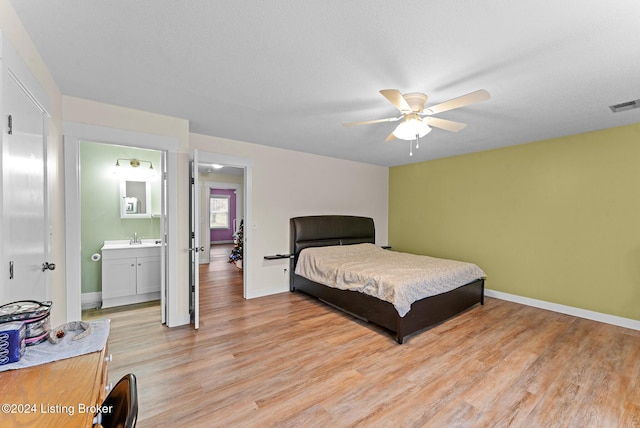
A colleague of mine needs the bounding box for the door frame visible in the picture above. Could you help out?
[63,122,179,323]
[195,151,252,299]
[189,150,200,328]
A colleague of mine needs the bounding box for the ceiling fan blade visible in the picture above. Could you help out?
[343,116,401,127]
[384,132,397,142]
[425,89,490,115]
[424,116,467,132]
[380,89,413,113]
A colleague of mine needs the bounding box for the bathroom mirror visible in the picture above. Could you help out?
[120,179,151,218]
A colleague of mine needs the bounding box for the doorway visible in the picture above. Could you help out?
[63,122,179,324]
[200,168,244,285]
[189,150,252,329]
[78,142,162,313]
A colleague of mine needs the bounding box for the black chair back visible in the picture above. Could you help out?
[95,373,138,428]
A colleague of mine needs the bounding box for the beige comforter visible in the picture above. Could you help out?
[295,243,486,317]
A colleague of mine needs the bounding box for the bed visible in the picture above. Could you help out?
[289,215,485,343]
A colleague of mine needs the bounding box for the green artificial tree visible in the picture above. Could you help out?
[228,219,244,267]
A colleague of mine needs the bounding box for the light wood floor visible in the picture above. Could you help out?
[84,245,640,427]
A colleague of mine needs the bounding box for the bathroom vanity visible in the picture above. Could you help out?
[101,240,161,308]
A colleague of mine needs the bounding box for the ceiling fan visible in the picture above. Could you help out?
[344,89,491,146]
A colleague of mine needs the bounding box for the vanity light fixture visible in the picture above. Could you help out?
[115,158,154,170]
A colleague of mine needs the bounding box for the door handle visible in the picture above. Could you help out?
[188,247,205,253]
[42,262,56,272]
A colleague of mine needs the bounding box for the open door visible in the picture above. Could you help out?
[160,151,168,324]
[189,150,201,329]
[2,66,50,303]
[199,182,210,265]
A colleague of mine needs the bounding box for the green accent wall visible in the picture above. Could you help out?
[389,123,640,321]
[80,142,161,294]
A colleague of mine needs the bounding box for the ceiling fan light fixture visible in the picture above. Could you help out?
[392,116,431,141]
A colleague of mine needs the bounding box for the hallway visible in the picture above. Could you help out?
[199,244,244,312]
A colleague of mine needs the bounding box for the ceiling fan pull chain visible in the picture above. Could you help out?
[409,140,413,157]
[415,134,420,149]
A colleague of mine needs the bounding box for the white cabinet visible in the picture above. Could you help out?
[102,257,137,299]
[101,243,161,308]
[135,256,162,294]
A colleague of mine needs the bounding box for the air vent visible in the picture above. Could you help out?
[609,99,640,113]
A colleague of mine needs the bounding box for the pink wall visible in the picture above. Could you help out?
[210,188,237,242]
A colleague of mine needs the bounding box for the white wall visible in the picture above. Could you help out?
[190,133,389,298]
[63,96,191,326]
[62,102,388,319]
[2,0,389,325]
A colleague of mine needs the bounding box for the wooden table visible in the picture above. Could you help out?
[0,346,108,428]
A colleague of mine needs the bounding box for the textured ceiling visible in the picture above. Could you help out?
[10,0,640,167]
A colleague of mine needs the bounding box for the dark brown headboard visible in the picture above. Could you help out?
[289,215,375,264]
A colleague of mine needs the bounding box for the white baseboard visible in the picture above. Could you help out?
[81,292,102,310]
[485,289,640,331]
[246,285,286,300]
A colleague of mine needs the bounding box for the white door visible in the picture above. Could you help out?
[1,70,50,303]
[199,182,210,264]
[189,150,201,329]
[160,150,168,324]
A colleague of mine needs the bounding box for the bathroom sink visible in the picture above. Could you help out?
[101,239,162,250]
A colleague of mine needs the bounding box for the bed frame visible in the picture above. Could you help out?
[289,215,484,344]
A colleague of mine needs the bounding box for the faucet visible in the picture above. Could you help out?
[130,232,142,245]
